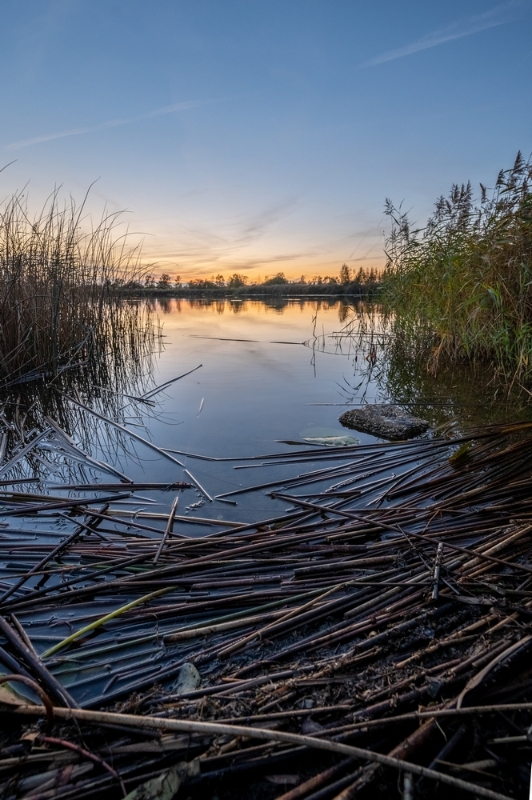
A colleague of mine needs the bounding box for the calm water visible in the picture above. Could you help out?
[147,297,378,455]
[4,296,530,533]
[69,296,516,527]
[114,297,383,523]
[4,297,531,705]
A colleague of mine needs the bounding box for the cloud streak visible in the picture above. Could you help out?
[360,1,525,67]
[6,99,212,150]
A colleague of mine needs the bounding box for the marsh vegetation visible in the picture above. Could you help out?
[381,152,532,388]
[0,186,156,387]
[1,172,532,799]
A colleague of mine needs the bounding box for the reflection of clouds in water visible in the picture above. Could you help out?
[240,345,298,379]
[154,299,346,355]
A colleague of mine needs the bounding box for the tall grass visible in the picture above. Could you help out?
[0,186,153,385]
[382,152,532,386]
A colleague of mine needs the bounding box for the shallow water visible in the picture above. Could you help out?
[3,297,531,532]
[146,297,378,454]
[3,297,532,706]
[108,297,382,524]
[135,296,532,449]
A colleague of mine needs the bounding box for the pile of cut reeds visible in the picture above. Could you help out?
[1,411,532,797]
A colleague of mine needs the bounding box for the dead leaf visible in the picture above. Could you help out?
[123,761,199,800]
[0,683,26,706]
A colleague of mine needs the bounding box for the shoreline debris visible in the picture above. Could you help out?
[1,419,532,798]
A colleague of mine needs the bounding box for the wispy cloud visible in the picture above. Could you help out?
[6,99,212,150]
[360,1,526,68]
[140,197,301,270]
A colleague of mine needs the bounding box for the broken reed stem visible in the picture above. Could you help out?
[7,704,514,800]
[432,541,444,601]
[2,420,532,797]
[153,495,179,565]
[38,735,127,796]
[40,587,174,659]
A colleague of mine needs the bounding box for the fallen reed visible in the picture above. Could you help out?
[1,402,532,796]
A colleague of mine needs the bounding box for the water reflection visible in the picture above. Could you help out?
[1,297,529,500]
[156,296,174,314]
[0,299,159,486]
[148,297,532,437]
[332,303,532,430]
[150,297,347,317]
[338,302,350,323]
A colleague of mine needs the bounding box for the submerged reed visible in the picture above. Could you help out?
[0,185,152,385]
[382,151,532,386]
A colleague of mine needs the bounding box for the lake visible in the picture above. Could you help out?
[2,296,531,709]
[2,296,529,537]
[57,295,521,530]
[98,297,384,527]
[147,297,379,451]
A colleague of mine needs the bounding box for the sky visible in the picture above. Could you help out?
[1,0,531,281]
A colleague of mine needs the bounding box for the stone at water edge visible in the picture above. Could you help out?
[339,404,430,440]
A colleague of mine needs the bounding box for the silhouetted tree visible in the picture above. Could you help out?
[228,273,248,288]
[339,264,351,284]
[264,272,288,285]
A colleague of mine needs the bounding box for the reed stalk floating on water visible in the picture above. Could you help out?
[1,402,532,797]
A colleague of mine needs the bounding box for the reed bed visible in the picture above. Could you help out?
[0,186,155,385]
[381,152,532,387]
[0,393,531,797]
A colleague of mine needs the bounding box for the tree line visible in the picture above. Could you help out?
[129,264,381,294]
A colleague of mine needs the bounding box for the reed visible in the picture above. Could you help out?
[2,419,532,797]
[382,151,532,386]
[0,185,151,385]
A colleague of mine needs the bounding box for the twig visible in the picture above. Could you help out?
[38,735,127,796]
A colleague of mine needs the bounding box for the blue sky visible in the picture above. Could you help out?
[1,0,531,280]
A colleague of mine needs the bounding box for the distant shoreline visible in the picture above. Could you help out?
[123,283,382,300]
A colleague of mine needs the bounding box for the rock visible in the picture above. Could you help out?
[174,662,201,694]
[339,404,430,440]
